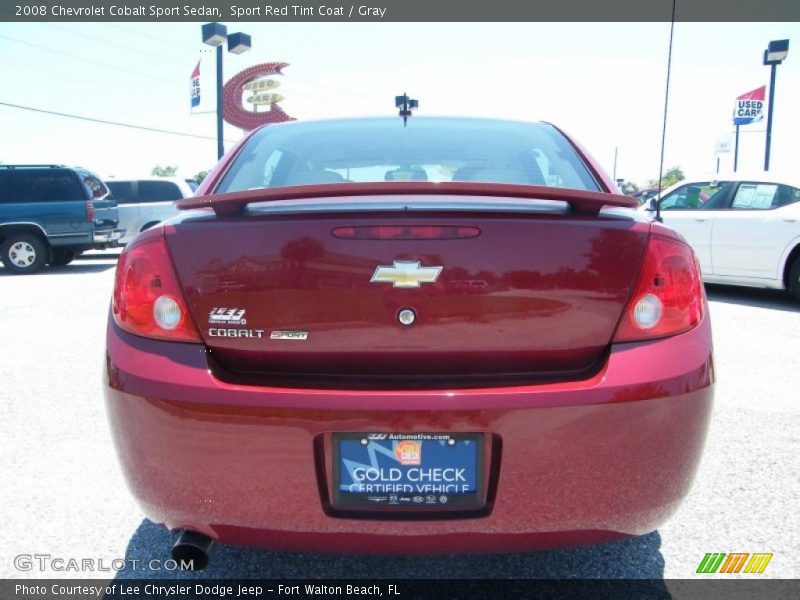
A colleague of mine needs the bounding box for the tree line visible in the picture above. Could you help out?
[151,165,208,183]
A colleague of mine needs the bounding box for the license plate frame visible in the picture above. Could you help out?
[331,432,485,511]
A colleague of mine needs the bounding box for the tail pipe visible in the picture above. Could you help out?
[171,530,214,570]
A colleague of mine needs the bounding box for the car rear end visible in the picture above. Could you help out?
[107,178,187,245]
[104,118,713,555]
[74,168,125,247]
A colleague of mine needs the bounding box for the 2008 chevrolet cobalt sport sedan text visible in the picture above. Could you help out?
[104,117,713,568]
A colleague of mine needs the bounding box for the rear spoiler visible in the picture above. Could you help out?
[177,181,638,217]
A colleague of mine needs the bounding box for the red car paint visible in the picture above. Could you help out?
[164,212,651,380]
[105,118,713,554]
[105,313,712,553]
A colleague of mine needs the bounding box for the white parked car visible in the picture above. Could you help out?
[105,177,195,244]
[642,172,800,299]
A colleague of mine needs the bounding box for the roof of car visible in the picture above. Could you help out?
[0,164,69,169]
[681,171,800,187]
[256,115,548,128]
[104,176,189,184]
[242,116,559,143]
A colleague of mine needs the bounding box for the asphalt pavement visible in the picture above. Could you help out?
[1,254,798,580]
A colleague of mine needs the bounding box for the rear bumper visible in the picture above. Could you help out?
[104,314,714,554]
[93,228,125,245]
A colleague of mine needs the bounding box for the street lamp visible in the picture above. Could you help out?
[762,39,789,171]
[395,93,418,126]
[202,22,252,159]
[227,32,252,55]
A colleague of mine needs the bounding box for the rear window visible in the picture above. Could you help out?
[138,181,184,202]
[107,181,135,201]
[0,169,85,203]
[107,180,184,203]
[730,183,800,210]
[215,118,600,194]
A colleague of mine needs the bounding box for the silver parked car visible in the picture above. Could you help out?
[105,176,195,244]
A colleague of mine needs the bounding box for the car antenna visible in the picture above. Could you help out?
[655,0,676,224]
[395,93,418,127]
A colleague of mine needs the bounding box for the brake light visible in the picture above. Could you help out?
[332,225,480,240]
[85,201,95,223]
[614,233,704,342]
[112,231,201,342]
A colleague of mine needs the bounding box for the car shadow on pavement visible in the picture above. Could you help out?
[705,283,798,312]
[0,263,118,276]
[79,251,123,261]
[113,519,666,581]
[47,263,119,275]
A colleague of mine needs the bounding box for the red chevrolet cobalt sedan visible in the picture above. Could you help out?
[105,117,713,567]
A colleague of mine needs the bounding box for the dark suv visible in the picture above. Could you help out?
[0,165,125,274]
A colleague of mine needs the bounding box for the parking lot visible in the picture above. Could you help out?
[1,252,798,580]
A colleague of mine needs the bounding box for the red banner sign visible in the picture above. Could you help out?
[223,62,295,130]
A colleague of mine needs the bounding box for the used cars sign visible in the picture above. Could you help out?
[733,85,766,126]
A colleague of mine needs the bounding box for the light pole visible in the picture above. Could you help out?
[612,147,618,181]
[202,23,252,160]
[395,93,418,126]
[762,39,789,171]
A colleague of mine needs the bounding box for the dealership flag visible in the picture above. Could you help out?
[733,86,765,126]
[190,60,201,110]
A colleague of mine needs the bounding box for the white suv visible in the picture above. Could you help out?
[105,177,195,244]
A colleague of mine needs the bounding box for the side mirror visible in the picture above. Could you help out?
[647,198,657,211]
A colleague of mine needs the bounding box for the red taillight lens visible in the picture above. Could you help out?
[85,201,95,223]
[332,225,480,240]
[112,231,201,342]
[614,233,705,342]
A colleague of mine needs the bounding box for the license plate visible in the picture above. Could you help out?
[332,433,484,510]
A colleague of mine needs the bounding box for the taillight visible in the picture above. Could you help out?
[85,201,95,223]
[112,230,201,342]
[614,233,704,342]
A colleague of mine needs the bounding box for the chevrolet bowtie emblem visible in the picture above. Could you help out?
[370,260,443,288]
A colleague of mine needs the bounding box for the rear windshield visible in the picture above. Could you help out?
[106,181,134,201]
[139,181,183,202]
[215,118,600,194]
[106,180,184,202]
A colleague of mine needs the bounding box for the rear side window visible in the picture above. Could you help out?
[776,185,800,208]
[216,118,600,194]
[107,181,136,201]
[0,169,85,203]
[76,169,111,200]
[138,181,184,202]
[730,183,800,210]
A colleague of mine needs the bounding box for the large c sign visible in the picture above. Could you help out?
[223,62,295,130]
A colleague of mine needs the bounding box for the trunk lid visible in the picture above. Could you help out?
[165,197,649,385]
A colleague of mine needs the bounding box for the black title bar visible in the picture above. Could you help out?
[2,0,800,22]
[4,579,800,600]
